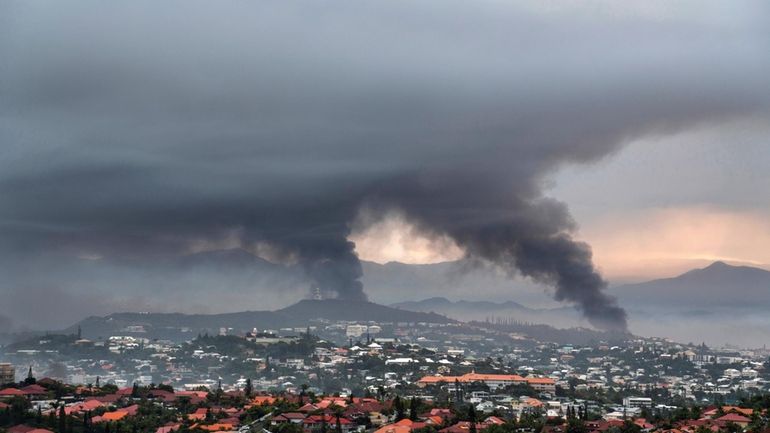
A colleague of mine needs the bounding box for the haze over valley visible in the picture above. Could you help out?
[2,249,768,347]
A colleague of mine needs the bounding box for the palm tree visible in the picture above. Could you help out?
[334,407,345,433]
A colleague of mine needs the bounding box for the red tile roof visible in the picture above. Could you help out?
[374,425,411,433]
[20,385,48,395]
[7,425,36,433]
[100,411,129,422]
[303,414,353,425]
[252,395,277,405]
[156,424,181,433]
[418,373,525,385]
[716,414,751,423]
[439,421,488,433]
[274,412,306,420]
[418,372,554,387]
[298,403,320,412]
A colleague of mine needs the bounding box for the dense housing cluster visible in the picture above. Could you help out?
[2,318,770,433]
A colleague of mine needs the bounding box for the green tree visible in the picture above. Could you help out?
[454,379,463,404]
[244,378,253,398]
[58,406,66,433]
[275,424,305,433]
[468,405,477,433]
[335,410,343,433]
[412,427,439,433]
[409,397,419,421]
[48,403,57,428]
[394,396,406,421]
[618,420,641,433]
[566,418,587,433]
[65,412,74,433]
[8,396,31,424]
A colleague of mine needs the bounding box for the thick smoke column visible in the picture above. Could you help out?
[368,165,631,331]
[284,234,366,302]
[1,1,769,330]
[417,204,626,331]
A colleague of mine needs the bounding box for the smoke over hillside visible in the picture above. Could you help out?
[1,1,769,331]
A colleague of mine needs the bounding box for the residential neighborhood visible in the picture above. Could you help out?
[2,317,770,433]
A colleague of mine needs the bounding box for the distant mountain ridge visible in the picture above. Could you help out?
[52,259,770,348]
[2,247,549,331]
[392,297,530,313]
[610,261,770,309]
[388,261,770,329]
[67,299,455,341]
[390,297,582,328]
[279,299,453,324]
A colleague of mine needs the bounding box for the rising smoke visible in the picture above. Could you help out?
[1,1,769,331]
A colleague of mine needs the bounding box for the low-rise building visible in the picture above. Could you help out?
[0,363,14,384]
[623,397,653,409]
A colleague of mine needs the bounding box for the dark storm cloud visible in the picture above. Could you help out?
[1,0,769,330]
[0,314,12,333]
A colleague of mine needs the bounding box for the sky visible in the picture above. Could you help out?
[1,0,769,331]
[354,117,770,282]
[555,119,770,282]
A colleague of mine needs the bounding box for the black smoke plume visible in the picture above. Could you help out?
[1,1,769,330]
